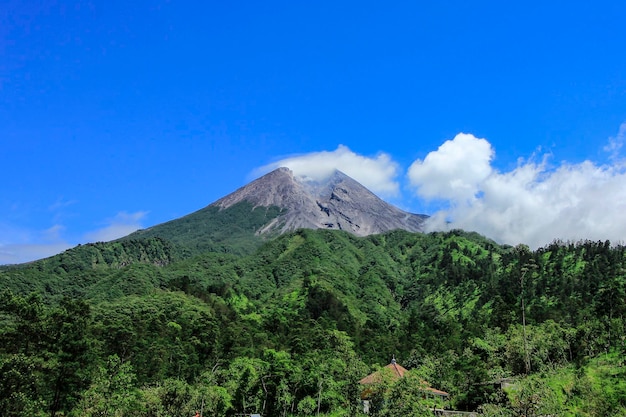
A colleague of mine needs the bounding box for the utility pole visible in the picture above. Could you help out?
[514,244,535,375]
[521,266,531,374]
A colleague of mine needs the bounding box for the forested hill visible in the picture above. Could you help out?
[1,229,625,416]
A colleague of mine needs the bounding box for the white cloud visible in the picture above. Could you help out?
[407,133,494,201]
[84,211,148,243]
[255,145,401,197]
[410,130,626,249]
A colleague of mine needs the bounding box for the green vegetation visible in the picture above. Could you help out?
[1,229,625,416]
[127,201,285,256]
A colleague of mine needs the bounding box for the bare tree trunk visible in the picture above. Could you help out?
[317,379,322,417]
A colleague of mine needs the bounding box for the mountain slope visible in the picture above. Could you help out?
[127,200,285,255]
[126,167,427,255]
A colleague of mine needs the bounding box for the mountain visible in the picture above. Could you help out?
[128,167,427,254]
[213,167,427,236]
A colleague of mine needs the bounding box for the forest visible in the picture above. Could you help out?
[1,228,625,416]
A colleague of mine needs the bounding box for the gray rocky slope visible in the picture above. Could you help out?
[212,167,428,237]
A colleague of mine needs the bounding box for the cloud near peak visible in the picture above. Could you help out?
[255,145,401,197]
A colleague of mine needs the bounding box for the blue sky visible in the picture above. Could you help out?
[2,1,626,264]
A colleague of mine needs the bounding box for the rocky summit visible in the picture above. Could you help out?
[212,167,427,237]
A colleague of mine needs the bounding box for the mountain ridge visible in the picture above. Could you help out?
[211,167,427,237]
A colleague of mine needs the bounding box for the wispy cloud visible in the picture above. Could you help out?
[0,223,72,264]
[83,211,148,243]
[254,145,401,197]
[0,211,148,265]
[604,122,626,162]
[409,128,626,248]
[48,197,78,212]
[0,242,74,265]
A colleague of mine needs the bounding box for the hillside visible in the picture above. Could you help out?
[127,200,285,256]
[1,228,625,416]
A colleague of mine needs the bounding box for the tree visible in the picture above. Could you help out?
[507,375,562,417]
[0,354,47,417]
[370,370,434,417]
[518,256,537,375]
[222,357,268,415]
[46,297,95,417]
[70,355,142,417]
[191,370,233,417]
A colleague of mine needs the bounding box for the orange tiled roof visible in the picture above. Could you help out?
[359,361,449,397]
[358,362,409,384]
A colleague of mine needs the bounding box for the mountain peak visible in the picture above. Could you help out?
[212,167,427,236]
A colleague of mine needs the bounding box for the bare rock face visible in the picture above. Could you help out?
[212,167,427,237]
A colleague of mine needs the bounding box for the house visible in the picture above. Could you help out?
[359,358,449,413]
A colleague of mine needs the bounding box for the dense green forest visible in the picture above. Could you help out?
[1,229,625,416]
